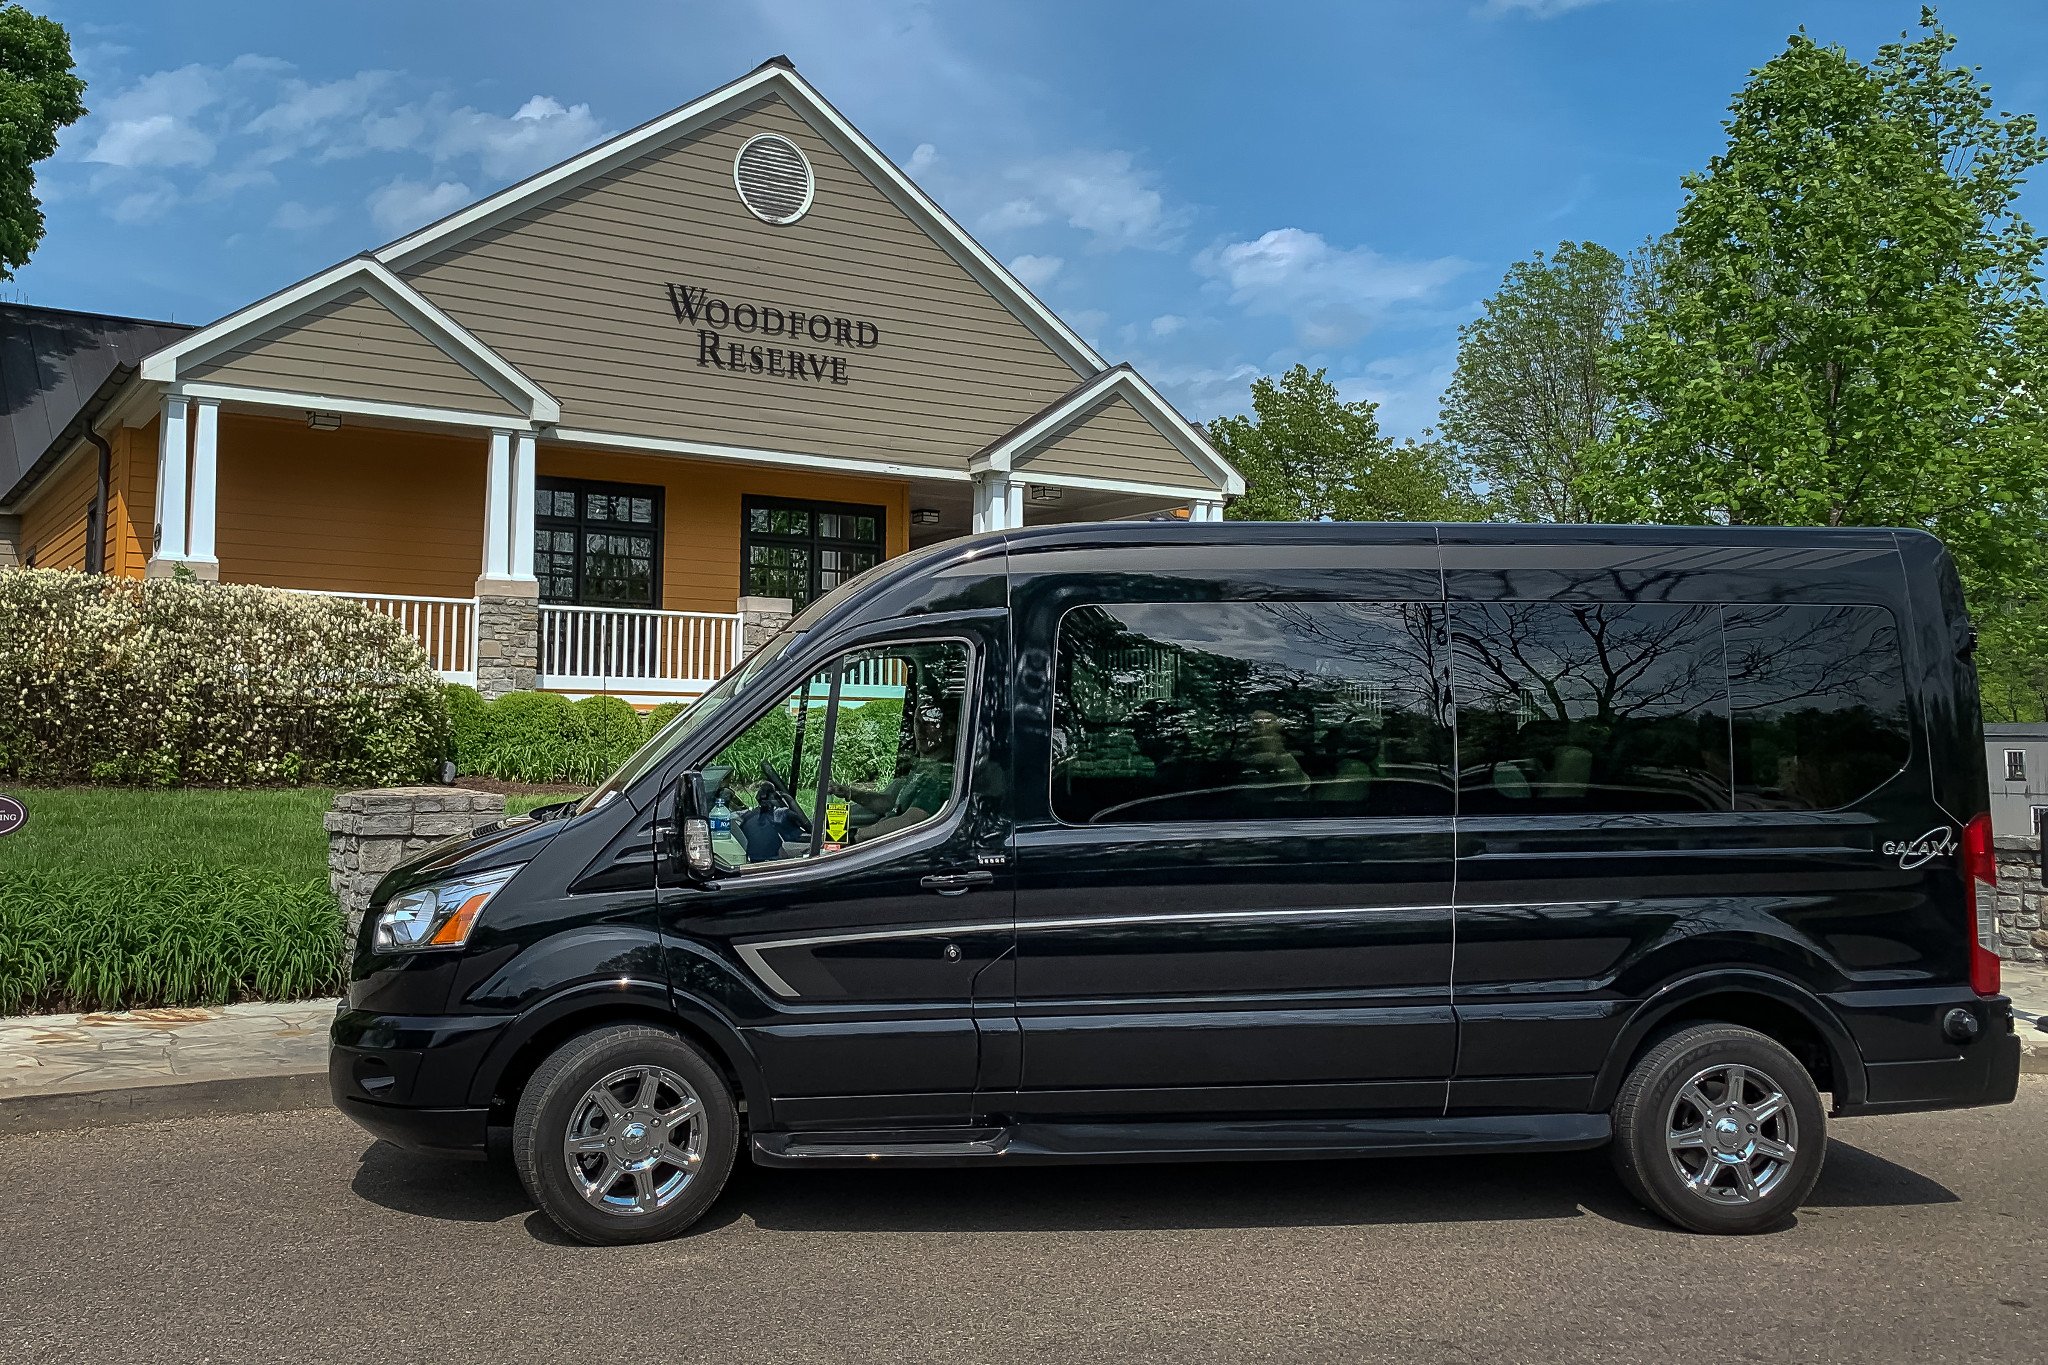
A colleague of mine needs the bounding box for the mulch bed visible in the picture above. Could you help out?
[449,776,591,797]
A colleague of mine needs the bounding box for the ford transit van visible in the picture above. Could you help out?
[331,522,2021,1243]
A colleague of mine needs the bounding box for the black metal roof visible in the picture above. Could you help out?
[0,303,192,507]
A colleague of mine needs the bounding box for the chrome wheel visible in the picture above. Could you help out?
[562,1064,706,1216]
[1664,1061,1799,1204]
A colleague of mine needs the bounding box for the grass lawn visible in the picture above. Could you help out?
[1,788,579,882]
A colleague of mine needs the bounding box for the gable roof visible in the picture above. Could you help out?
[971,364,1245,497]
[0,304,192,506]
[141,256,559,423]
[370,57,1105,378]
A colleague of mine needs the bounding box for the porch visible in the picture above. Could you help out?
[138,391,1222,702]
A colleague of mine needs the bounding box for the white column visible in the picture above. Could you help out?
[481,429,512,579]
[153,395,190,562]
[508,430,537,581]
[186,400,220,564]
[1193,498,1223,523]
[1003,480,1024,530]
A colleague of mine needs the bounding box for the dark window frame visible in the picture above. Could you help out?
[741,493,887,611]
[535,475,664,607]
[2005,749,2027,782]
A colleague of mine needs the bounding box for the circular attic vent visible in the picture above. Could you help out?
[733,134,814,224]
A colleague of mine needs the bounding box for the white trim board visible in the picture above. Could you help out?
[971,366,1246,497]
[372,62,1104,379]
[550,426,973,484]
[172,383,539,432]
[141,258,560,423]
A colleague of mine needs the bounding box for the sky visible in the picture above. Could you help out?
[20,0,2048,440]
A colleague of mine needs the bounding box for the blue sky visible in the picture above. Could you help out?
[21,0,2048,438]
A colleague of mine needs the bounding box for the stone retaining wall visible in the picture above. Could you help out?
[326,788,507,940]
[1994,837,2048,964]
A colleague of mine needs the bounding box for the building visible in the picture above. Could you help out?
[1986,722,2048,841]
[0,57,1242,699]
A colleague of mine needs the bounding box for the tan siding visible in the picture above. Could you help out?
[1016,394,1211,489]
[215,414,486,596]
[402,96,1089,471]
[537,443,909,615]
[186,290,521,416]
[19,452,95,570]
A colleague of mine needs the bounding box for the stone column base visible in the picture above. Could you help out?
[737,594,794,655]
[475,581,540,697]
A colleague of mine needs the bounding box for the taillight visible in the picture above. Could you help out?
[1961,812,2001,996]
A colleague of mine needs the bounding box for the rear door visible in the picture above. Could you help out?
[1003,568,1459,1119]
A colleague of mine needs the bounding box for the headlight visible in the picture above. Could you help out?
[371,865,521,953]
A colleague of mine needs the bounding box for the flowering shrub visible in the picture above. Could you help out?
[0,569,449,786]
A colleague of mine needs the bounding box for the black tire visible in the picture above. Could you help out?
[512,1024,739,1245]
[1610,1022,1826,1234]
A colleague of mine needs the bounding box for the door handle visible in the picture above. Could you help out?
[920,870,994,896]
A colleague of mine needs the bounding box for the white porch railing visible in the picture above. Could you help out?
[291,590,477,685]
[538,604,743,696]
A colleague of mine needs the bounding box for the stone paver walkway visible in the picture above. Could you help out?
[0,998,336,1100]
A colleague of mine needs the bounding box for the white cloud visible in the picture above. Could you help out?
[245,70,397,162]
[993,149,1190,250]
[1195,228,1467,347]
[368,177,472,235]
[1334,350,1460,443]
[432,95,607,181]
[1133,358,1264,422]
[1008,253,1062,290]
[83,60,232,169]
[1150,313,1188,338]
[906,143,939,175]
[272,200,337,231]
[109,183,180,224]
[88,113,216,169]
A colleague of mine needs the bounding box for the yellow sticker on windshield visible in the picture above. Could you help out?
[825,800,850,842]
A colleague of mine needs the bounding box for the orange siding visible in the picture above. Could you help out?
[107,422,157,578]
[214,414,486,597]
[536,444,910,614]
[18,449,95,571]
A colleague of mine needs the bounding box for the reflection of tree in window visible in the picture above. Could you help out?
[1722,605,1909,809]
[1454,602,1729,813]
[1053,602,1454,823]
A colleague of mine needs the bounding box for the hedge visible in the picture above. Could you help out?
[0,867,345,1015]
[0,569,448,786]
[448,687,656,785]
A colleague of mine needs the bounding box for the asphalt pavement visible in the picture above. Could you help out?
[3,1080,2044,1364]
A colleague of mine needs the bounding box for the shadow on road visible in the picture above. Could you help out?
[349,1133,1956,1241]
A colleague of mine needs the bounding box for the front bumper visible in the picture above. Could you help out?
[328,1007,510,1159]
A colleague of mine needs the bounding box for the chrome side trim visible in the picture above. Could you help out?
[733,901,1612,999]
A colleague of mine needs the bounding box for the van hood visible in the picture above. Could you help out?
[369,813,566,908]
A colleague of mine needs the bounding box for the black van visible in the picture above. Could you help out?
[331,523,2020,1243]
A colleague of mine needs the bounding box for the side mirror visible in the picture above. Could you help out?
[670,771,716,879]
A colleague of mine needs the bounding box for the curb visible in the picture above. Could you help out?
[0,1069,328,1136]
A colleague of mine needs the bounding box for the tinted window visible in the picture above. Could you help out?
[1454,603,1729,814]
[1052,602,1454,824]
[703,640,972,867]
[1723,605,1909,810]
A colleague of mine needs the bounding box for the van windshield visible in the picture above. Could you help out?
[571,567,884,815]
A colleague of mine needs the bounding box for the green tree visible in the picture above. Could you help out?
[1439,241,1630,522]
[1210,364,1481,523]
[0,4,83,278]
[1589,10,2048,713]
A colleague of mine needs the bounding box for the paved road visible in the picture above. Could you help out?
[3,1081,2044,1364]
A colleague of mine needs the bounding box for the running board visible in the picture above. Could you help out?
[753,1113,1609,1168]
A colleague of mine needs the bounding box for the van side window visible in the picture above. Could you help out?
[1453,603,1730,814]
[1051,601,1454,824]
[1723,605,1909,810]
[704,640,972,868]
